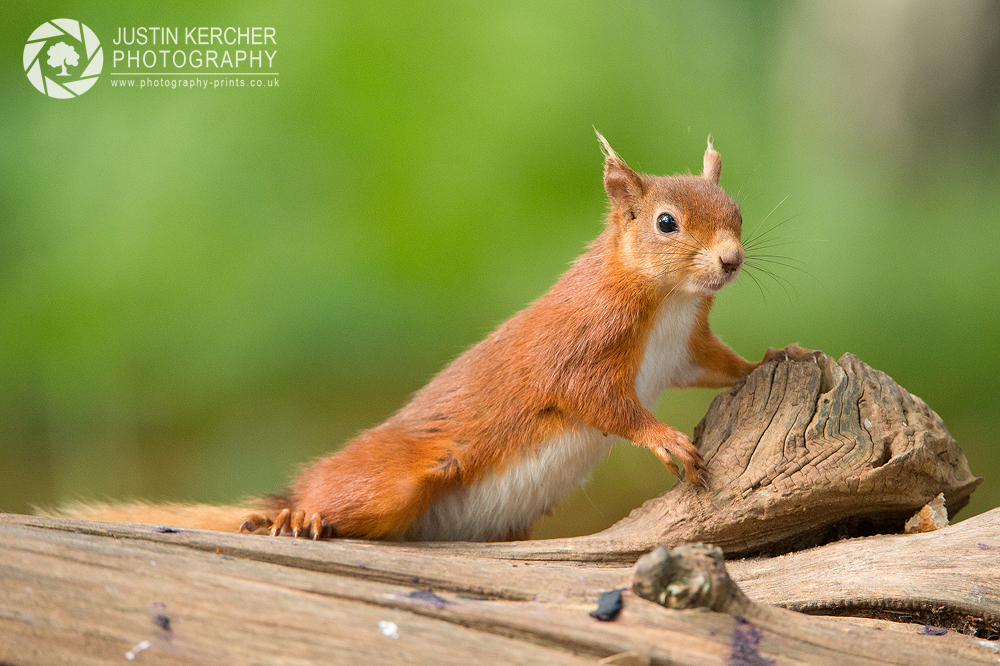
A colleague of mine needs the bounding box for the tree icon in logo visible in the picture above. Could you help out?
[47,42,80,77]
[24,19,102,98]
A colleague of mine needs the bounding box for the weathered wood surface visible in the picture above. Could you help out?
[1,353,991,664]
[3,510,1000,665]
[606,352,981,556]
[728,507,1000,635]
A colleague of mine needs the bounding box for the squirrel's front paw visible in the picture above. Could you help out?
[763,343,824,364]
[642,425,705,488]
[240,508,334,540]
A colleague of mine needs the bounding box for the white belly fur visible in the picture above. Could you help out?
[407,295,703,542]
[405,425,613,541]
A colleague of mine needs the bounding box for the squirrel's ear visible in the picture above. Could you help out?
[595,129,643,217]
[702,135,721,185]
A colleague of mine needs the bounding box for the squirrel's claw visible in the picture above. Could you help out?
[290,510,307,537]
[682,460,706,489]
[238,513,273,534]
[269,508,291,536]
[309,513,323,540]
[763,343,824,365]
[642,425,704,488]
[660,456,681,478]
[306,513,336,540]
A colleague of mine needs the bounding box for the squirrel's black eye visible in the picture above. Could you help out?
[657,213,678,234]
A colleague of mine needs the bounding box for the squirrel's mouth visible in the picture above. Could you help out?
[701,279,727,294]
[687,244,743,295]
[694,271,737,294]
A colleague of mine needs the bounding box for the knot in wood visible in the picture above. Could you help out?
[632,544,750,614]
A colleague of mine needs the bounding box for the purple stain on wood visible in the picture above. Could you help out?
[408,588,449,609]
[728,617,775,666]
[149,603,172,633]
[921,625,948,636]
[977,543,992,550]
[153,526,180,533]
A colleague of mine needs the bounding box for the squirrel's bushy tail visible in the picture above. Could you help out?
[39,497,285,534]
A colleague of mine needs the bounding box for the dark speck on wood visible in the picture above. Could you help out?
[589,589,623,622]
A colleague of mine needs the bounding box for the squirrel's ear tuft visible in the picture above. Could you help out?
[703,135,721,185]
[595,128,643,217]
[595,127,618,162]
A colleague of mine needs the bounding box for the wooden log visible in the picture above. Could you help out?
[3,511,1000,665]
[728,506,1000,637]
[2,353,990,663]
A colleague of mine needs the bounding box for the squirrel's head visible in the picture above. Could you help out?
[596,131,743,297]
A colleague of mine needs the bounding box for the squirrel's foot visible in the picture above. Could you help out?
[266,508,335,540]
[763,343,824,364]
[640,424,705,488]
[239,508,335,540]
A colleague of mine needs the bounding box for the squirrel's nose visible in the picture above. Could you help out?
[719,251,743,275]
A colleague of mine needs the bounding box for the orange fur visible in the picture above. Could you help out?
[52,133,788,542]
[46,501,267,533]
[686,297,757,388]
[289,133,761,540]
[291,236,665,539]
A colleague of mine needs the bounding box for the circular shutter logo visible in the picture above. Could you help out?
[24,19,103,98]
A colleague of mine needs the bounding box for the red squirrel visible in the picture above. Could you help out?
[55,133,815,542]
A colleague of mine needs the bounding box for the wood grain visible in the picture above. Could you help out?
[3,510,1000,665]
[581,353,982,559]
[1,353,990,664]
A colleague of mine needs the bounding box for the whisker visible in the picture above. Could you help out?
[745,267,793,302]
[743,196,789,247]
[661,275,688,301]
[744,263,799,298]
[682,232,710,254]
[744,214,803,251]
[739,265,769,304]
[746,258,817,282]
[746,254,807,266]
[743,239,804,252]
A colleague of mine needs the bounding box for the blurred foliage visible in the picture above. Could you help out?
[1,2,998,538]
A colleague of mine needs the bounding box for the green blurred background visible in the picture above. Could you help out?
[2,2,998,538]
